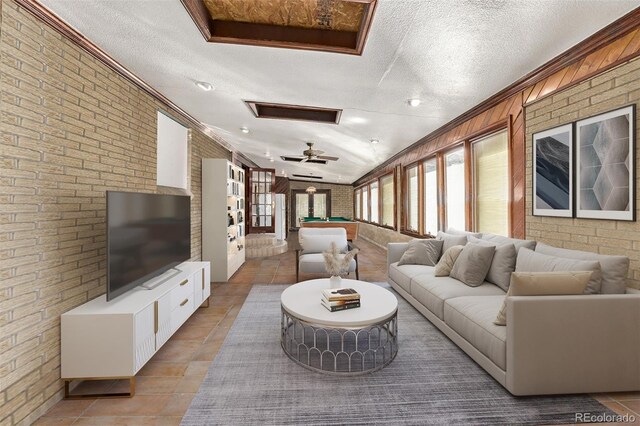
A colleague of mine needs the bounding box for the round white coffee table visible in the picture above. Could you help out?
[280,279,398,375]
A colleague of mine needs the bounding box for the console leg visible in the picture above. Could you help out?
[64,377,135,399]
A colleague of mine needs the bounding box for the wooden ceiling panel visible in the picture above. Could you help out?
[182,0,377,55]
[203,0,364,32]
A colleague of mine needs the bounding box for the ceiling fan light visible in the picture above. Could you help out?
[195,81,214,91]
[305,186,316,194]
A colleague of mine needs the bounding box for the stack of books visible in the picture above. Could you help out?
[321,288,361,312]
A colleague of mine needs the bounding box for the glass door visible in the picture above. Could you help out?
[248,168,275,233]
[291,189,331,228]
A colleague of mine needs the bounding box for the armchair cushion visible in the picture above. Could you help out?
[300,234,348,253]
[299,253,356,274]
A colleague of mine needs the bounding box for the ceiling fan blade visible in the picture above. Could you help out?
[317,155,339,161]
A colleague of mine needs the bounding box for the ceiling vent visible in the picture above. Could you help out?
[245,101,341,124]
[292,174,323,180]
[281,156,328,165]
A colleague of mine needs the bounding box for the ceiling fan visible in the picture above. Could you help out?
[281,142,339,164]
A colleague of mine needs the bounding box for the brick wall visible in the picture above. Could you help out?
[525,57,640,289]
[288,180,353,219]
[0,1,230,423]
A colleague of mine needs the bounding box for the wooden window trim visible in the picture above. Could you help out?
[401,162,420,235]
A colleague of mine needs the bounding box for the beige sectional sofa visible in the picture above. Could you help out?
[387,231,640,396]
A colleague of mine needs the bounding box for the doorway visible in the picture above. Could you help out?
[291,189,331,228]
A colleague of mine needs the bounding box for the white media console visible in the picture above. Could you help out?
[60,261,210,397]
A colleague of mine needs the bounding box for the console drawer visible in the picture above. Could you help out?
[170,295,194,332]
[170,277,193,311]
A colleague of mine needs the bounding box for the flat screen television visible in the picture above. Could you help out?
[106,191,191,301]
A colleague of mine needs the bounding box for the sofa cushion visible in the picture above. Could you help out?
[398,239,443,266]
[444,296,507,370]
[388,263,434,294]
[480,233,536,253]
[299,253,356,274]
[445,228,482,239]
[411,274,505,320]
[494,271,592,326]
[468,237,517,292]
[437,232,468,253]
[515,248,602,294]
[535,243,629,294]
[450,244,496,287]
[434,245,464,277]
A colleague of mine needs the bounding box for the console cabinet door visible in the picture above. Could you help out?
[155,292,172,350]
[134,304,155,373]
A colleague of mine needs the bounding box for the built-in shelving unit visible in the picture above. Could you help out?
[202,159,246,281]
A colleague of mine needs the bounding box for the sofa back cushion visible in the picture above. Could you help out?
[480,233,536,253]
[534,243,629,294]
[468,237,516,292]
[450,244,496,287]
[494,271,592,325]
[445,228,483,239]
[398,239,443,266]
[515,248,602,294]
[437,232,468,253]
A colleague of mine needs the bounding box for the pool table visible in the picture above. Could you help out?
[300,217,358,241]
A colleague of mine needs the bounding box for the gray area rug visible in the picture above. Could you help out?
[182,283,613,425]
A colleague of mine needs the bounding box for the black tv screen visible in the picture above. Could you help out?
[107,191,191,301]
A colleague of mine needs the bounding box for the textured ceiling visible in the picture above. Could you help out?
[39,0,640,184]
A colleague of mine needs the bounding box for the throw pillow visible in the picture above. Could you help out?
[468,237,516,292]
[397,239,443,266]
[515,248,602,294]
[436,231,468,253]
[449,244,496,287]
[444,228,482,239]
[494,271,592,326]
[434,245,464,276]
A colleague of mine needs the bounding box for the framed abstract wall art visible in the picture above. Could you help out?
[533,123,573,217]
[575,105,635,221]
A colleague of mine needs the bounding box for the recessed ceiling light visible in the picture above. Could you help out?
[370,139,379,144]
[408,98,421,107]
[240,126,249,134]
[195,81,214,91]
[269,158,275,162]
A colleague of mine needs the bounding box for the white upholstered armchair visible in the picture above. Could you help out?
[296,228,359,282]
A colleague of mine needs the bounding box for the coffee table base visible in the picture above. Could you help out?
[280,306,398,375]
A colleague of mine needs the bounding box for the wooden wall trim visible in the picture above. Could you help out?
[14,0,235,153]
[354,6,640,186]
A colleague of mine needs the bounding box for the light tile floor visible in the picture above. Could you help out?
[36,236,640,425]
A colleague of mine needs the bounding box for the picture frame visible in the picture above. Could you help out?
[576,104,635,221]
[533,123,574,217]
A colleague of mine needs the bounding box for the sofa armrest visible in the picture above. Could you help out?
[506,294,640,395]
[387,243,409,268]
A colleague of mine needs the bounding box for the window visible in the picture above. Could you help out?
[473,130,509,235]
[381,174,394,227]
[370,181,379,223]
[362,186,369,221]
[355,173,396,228]
[406,165,419,232]
[423,158,438,236]
[444,148,465,231]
